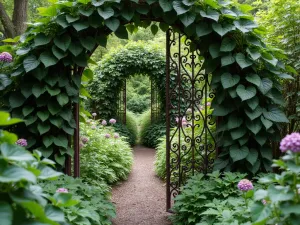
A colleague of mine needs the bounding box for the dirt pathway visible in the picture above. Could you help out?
[112,146,172,225]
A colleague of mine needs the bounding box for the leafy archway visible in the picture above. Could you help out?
[87,42,166,120]
[1,0,290,178]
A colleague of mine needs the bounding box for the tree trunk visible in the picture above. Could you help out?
[12,0,28,36]
[0,2,16,38]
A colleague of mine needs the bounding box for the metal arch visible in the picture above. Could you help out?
[166,29,217,210]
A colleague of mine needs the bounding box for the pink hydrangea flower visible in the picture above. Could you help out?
[56,188,68,193]
[262,199,267,205]
[16,138,27,147]
[81,136,89,144]
[109,118,116,124]
[79,142,84,149]
[105,133,111,138]
[114,133,120,139]
[237,179,253,192]
[102,120,107,126]
[0,52,13,63]
[280,132,300,153]
[91,125,96,130]
[206,102,211,106]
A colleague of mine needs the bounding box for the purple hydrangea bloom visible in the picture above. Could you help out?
[81,136,89,144]
[114,133,120,139]
[16,138,27,147]
[109,118,116,124]
[105,133,111,138]
[0,52,13,63]
[237,179,253,192]
[102,120,107,126]
[56,188,68,193]
[280,132,300,153]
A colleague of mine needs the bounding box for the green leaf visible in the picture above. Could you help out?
[40,51,58,68]
[180,12,196,27]
[230,145,249,162]
[34,33,52,47]
[246,47,261,60]
[73,21,89,31]
[150,24,159,35]
[39,165,62,180]
[251,202,271,223]
[57,93,69,106]
[246,148,258,165]
[196,22,212,37]
[55,154,65,166]
[32,83,46,98]
[115,25,129,39]
[79,37,96,52]
[38,123,51,135]
[221,73,240,89]
[220,37,236,52]
[265,88,285,105]
[246,119,262,134]
[54,135,68,149]
[221,54,235,66]
[0,165,36,183]
[25,115,37,126]
[46,86,61,96]
[66,15,79,23]
[209,43,220,59]
[227,114,243,129]
[258,78,273,94]
[159,0,172,12]
[0,201,13,225]
[52,46,66,60]
[43,135,54,148]
[236,85,256,101]
[245,106,263,120]
[1,143,34,161]
[54,35,71,52]
[37,111,50,122]
[268,185,294,203]
[200,9,220,22]
[231,127,247,140]
[49,117,63,128]
[22,106,34,117]
[48,101,61,115]
[255,134,267,146]
[212,23,235,36]
[213,158,229,170]
[121,7,134,21]
[246,74,261,87]
[0,74,12,91]
[173,1,190,15]
[105,18,120,31]
[263,106,289,123]
[235,53,253,69]
[247,97,259,110]
[23,55,40,73]
[97,6,114,19]
[260,116,273,129]
[9,92,26,108]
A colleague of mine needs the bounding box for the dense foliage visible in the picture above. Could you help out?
[113,111,138,146]
[139,110,166,148]
[40,175,116,225]
[126,75,151,114]
[0,111,67,225]
[88,41,165,119]
[80,121,133,185]
[0,0,291,173]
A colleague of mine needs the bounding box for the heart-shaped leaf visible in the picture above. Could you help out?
[230,145,249,162]
[221,73,240,89]
[235,53,253,69]
[246,74,261,87]
[220,37,236,52]
[236,84,256,101]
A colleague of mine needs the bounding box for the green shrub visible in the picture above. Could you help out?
[40,175,116,225]
[80,121,133,185]
[140,110,166,148]
[171,171,263,225]
[0,111,68,225]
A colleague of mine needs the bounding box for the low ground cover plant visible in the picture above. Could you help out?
[40,175,116,225]
[80,120,133,185]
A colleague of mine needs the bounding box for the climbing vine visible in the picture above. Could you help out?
[0,0,290,173]
[88,42,166,119]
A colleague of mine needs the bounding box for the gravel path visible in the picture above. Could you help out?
[112,146,172,225]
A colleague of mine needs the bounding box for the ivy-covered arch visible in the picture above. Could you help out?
[88,42,166,119]
[1,0,290,177]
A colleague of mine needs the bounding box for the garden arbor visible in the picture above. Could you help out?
[4,0,290,210]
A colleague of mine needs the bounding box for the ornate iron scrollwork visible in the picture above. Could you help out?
[166,29,217,210]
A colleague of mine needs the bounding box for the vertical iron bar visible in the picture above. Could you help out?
[177,32,182,189]
[191,48,195,176]
[124,80,127,125]
[166,29,171,211]
[204,74,208,174]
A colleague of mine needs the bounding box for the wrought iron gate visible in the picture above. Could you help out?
[166,29,217,210]
[117,80,126,124]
